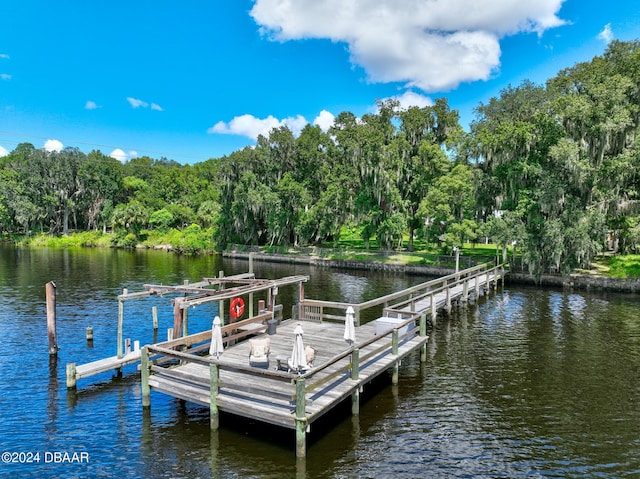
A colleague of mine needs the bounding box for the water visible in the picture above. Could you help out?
[1,245,639,478]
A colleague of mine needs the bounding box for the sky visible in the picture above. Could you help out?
[1,0,640,164]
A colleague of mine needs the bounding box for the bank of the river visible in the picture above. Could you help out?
[223,250,640,293]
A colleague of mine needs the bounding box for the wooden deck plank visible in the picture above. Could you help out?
[140,265,503,437]
[147,320,428,429]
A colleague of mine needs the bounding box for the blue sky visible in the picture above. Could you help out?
[1,0,639,164]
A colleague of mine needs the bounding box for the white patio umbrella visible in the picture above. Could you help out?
[344,306,355,346]
[209,315,224,358]
[288,323,308,372]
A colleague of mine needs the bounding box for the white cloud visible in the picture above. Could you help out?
[44,139,63,152]
[389,91,433,110]
[209,113,309,140]
[313,110,335,131]
[109,148,127,162]
[251,0,566,92]
[109,149,138,162]
[85,100,99,110]
[0,54,9,59]
[127,97,148,108]
[597,23,614,44]
[0,145,8,157]
[0,73,11,81]
[127,97,163,111]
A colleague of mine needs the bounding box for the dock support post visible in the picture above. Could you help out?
[295,378,307,458]
[351,348,360,415]
[419,314,427,363]
[431,294,437,327]
[445,281,451,314]
[462,279,469,304]
[475,275,480,298]
[173,297,184,340]
[183,280,189,337]
[152,306,158,331]
[218,271,225,325]
[117,289,126,359]
[391,330,399,385]
[46,281,58,356]
[249,254,254,318]
[66,362,76,389]
[210,363,219,430]
[141,346,150,408]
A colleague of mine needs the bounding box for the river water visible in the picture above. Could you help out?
[0,245,639,478]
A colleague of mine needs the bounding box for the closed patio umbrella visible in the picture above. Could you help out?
[344,306,355,346]
[209,315,224,358]
[288,323,308,372]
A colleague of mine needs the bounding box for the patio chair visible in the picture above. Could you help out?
[249,337,271,369]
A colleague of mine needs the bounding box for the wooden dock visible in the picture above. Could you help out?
[137,261,505,457]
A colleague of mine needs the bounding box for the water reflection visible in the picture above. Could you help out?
[2,245,640,477]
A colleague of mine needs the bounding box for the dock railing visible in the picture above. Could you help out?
[299,261,505,326]
[142,309,428,418]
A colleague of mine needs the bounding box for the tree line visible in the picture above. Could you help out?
[2,40,640,275]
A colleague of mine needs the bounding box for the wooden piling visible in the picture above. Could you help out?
[351,348,360,415]
[248,253,254,317]
[391,330,399,385]
[117,289,126,359]
[46,281,58,355]
[173,297,184,339]
[152,306,158,331]
[210,363,219,430]
[66,362,76,389]
[295,378,307,458]
[86,327,93,342]
[218,271,225,325]
[419,314,427,363]
[431,293,437,327]
[183,280,189,337]
[141,346,150,408]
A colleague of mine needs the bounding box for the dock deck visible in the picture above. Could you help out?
[65,258,505,457]
[147,318,427,429]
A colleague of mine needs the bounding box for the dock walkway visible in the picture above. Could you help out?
[140,261,505,457]
[64,258,505,457]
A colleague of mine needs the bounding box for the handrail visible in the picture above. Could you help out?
[145,311,424,391]
[300,262,501,322]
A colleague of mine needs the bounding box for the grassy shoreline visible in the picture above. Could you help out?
[7,231,640,280]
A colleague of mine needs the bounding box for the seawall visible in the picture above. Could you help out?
[223,250,640,294]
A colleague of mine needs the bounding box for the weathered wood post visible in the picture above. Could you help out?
[210,362,219,430]
[117,289,126,360]
[182,280,189,337]
[430,293,437,327]
[462,278,469,304]
[85,327,93,342]
[391,329,399,385]
[46,281,58,355]
[66,362,76,389]
[297,282,305,321]
[445,279,451,314]
[248,253,254,318]
[141,346,150,408]
[173,297,184,340]
[420,314,427,363]
[152,306,158,332]
[218,271,225,325]
[295,377,307,458]
[351,348,360,415]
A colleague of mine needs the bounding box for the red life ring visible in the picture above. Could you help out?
[230,297,245,319]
